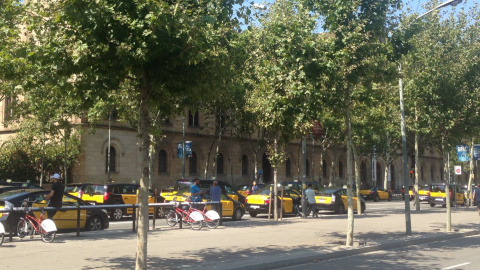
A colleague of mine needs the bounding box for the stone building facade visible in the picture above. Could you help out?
[1,98,456,191]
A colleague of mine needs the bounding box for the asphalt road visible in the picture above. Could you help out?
[278,234,480,270]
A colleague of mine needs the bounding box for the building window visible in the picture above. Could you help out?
[286,158,291,177]
[339,161,344,178]
[217,153,224,175]
[105,146,116,172]
[242,155,249,176]
[323,160,327,177]
[189,151,197,174]
[188,110,199,127]
[158,150,167,173]
[3,96,13,121]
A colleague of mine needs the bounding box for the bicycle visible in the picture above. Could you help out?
[17,200,57,243]
[192,204,220,229]
[165,201,204,230]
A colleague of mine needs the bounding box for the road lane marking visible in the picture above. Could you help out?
[442,262,470,270]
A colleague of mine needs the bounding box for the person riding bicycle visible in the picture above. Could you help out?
[190,178,205,210]
[44,173,64,219]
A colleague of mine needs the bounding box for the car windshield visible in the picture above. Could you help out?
[418,186,430,191]
[65,185,81,192]
[318,189,337,195]
[0,190,29,200]
[431,185,446,192]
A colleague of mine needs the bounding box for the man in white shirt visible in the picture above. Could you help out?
[305,184,317,218]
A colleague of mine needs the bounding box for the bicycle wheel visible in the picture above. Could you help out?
[17,219,33,238]
[205,218,220,229]
[189,220,203,230]
[40,231,56,243]
[166,211,179,227]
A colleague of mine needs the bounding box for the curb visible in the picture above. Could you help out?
[226,230,480,270]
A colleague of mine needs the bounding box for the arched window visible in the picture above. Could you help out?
[188,110,199,127]
[338,161,344,178]
[105,146,116,172]
[242,155,249,176]
[158,150,167,173]
[217,153,224,175]
[286,158,291,177]
[189,151,197,174]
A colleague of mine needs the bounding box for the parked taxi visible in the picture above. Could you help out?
[245,185,301,217]
[315,187,366,214]
[428,183,465,207]
[360,186,392,202]
[66,183,164,221]
[0,189,109,233]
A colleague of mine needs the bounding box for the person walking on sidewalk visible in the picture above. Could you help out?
[305,184,317,217]
[474,184,480,215]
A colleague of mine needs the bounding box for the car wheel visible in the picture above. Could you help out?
[232,208,243,221]
[87,216,104,231]
[110,208,123,221]
[155,208,165,218]
[249,211,257,217]
[373,194,380,202]
[430,203,435,207]
[336,204,345,214]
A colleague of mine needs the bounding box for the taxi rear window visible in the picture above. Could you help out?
[431,185,446,192]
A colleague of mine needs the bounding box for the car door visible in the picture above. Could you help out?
[377,187,387,200]
[220,193,233,217]
[33,194,87,229]
[224,184,239,202]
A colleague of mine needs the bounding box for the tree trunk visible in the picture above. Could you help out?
[273,138,278,221]
[414,131,420,211]
[204,136,217,179]
[443,148,451,232]
[346,109,354,247]
[136,80,150,270]
[468,138,474,206]
[351,143,362,215]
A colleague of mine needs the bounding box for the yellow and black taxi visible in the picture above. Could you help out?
[164,188,245,220]
[0,189,109,233]
[245,185,301,217]
[360,186,392,202]
[417,185,431,202]
[172,179,246,204]
[428,183,465,207]
[315,187,366,214]
[66,183,164,221]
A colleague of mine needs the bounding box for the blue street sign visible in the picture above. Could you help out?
[456,145,470,162]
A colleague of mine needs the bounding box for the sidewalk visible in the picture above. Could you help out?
[2,204,479,270]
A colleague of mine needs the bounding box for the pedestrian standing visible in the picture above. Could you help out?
[305,184,317,217]
[44,173,64,219]
[190,178,205,210]
[251,180,259,194]
[474,184,480,216]
[209,181,222,214]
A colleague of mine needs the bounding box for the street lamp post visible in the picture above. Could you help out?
[399,0,462,236]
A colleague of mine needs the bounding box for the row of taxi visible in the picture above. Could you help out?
[406,183,468,207]
[245,181,366,216]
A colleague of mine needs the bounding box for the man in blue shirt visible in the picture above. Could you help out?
[209,181,222,215]
[190,178,205,209]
